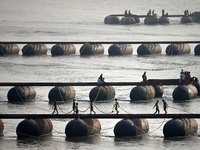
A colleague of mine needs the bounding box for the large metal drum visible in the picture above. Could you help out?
[80,43,104,55]
[104,15,120,24]
[166,43,191,55]
[163,118,198,138]
[22,44,47,55]
[48,86,76,102]
[108,44,133,55]
[194,44,200,55]
[51,44,76,56]
[172,84,198,100]
[130,85,155,101]
[89,86,115,102]
[7,86,36,102]
[0,119,4,135]
[65,118,101,137]
[114,118,149,137]
[16,119,53,137]
[0,44,19,56]
[137,44,162,55]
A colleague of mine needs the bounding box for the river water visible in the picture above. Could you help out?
[0,0,200,149]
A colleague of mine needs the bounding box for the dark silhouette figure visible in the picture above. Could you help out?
[90,102,96,114]
[72,100,76,114]
[97,74,105,85]
[124,10,128,17]
[52,100,58,114]
[162,99,169,114]
[142,71,147,82]
[75,103,79,115]
[153,100,160,114]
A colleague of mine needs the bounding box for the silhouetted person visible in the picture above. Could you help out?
[75,103,79,115]
[72,100,76,114]
[142,71,147,82]
[128,10,132,16]
[114,98,119,114]
[162,99,169,114]
[52,100,58,114]
[124,10,128,17]
[153,100,160,114]
[97,74,105,85]
[147,9,151,16]
[162,9,165,17]
[90,102,96,114]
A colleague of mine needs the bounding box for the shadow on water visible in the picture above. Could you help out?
[65,135,101,144]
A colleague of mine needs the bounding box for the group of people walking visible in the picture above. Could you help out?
[52,98,168,115]
[153,99,169,114]
[52,73,169,115]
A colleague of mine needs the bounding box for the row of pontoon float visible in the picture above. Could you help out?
[0,117,198,138]
[5,81,200,102]
[104,10,200,25]
[1,43,200,56]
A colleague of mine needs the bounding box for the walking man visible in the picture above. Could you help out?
[90,102,96,114]
[114,98,119,114]
[162,99,169,114]
[75,103,79,115]
[52,100,58,114]
[153,100,160,114]
[72,100,76,114]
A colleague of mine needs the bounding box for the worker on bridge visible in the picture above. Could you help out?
[52,100,58,114]
[90,102,96,114]
[114,98,120,114]
[153,100,160,114]
[162,99,169,114]
[142,71,147,82]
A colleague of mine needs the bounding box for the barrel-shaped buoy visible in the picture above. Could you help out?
[121,17,135,25]
[108,44,133,55]
[16,119,53,137]
[153,85,163,98]
[192,82,200,96]
[163,118,198,138]
[172,84,198,100]
[51,44,76,56]
[22,44,47,55]
[65,118,101,137]
[130,85,155,101]
[0,119,4,135]
[104,15,120,24]
[80,43,104,55]
[137,44,162,55]
[89,86,115,102]
[48,86,76,102]
[194,44,200,55]
[7,86,36,102]
[158,17,169,24]
[144,16,158,25]
[114,118,149,137]
[0,44,19,56]
[133,16,140,23]
[181,16,193,24]
[166,43,191,55]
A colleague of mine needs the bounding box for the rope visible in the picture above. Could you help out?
[94,104,114,114]
[148,118,166,134]
[53,128,65,134]
[14,86,25,103]
[22,44,29,55]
